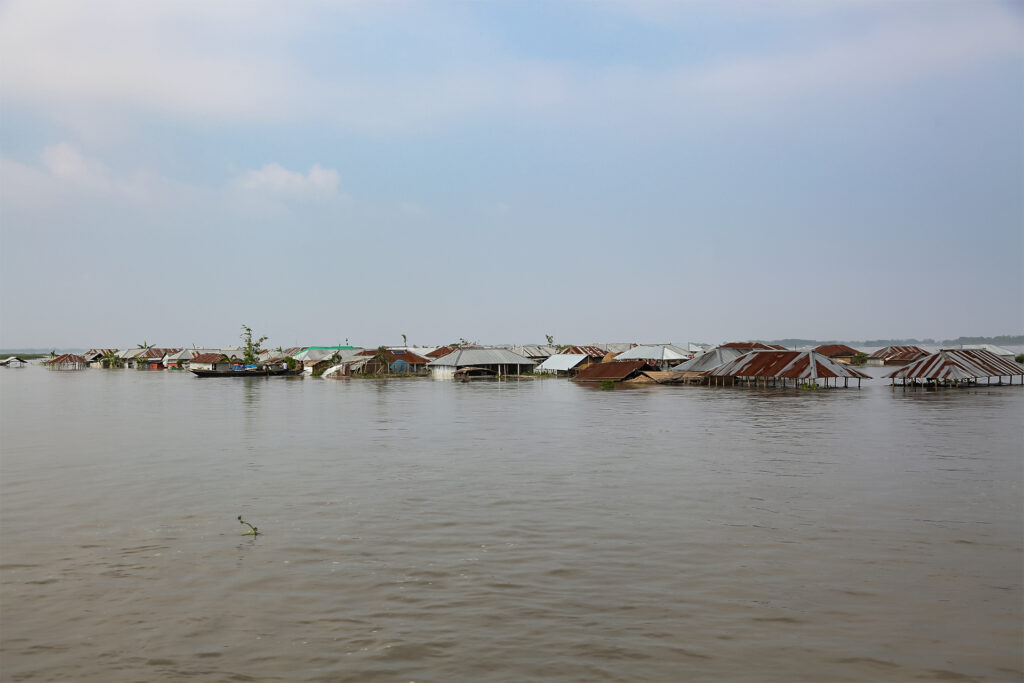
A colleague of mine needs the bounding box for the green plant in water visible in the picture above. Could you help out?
[600,380,615,390]
[238,515,259,536]
[1015,353,1024,364]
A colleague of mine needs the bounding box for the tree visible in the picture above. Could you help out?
[373,345,390,374]
[240,325,268,365]
[401,333,407,347]
[137,340,152,349]
[545,334,555,346]
[102,350,122,369]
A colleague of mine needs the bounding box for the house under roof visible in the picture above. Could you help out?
[957,344,1015,357]
[573,360,654,383]
[44,354,88,370]
[707,350,870,387]
[866,345,928,366]
[614,344,690,361]
[719,341,787,351]
[886,349,1023,385]
[427,348,535,378]
[536,353,589,375]
[814,344,862,359]
[673,346,747,373]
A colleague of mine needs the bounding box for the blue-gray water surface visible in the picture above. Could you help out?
[1,366,1021,681]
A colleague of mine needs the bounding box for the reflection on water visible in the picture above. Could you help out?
[1,366,1021,682]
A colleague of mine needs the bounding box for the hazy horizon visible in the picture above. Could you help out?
[2,1,1022,347]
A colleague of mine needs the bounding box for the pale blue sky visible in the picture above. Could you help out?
[1,1,1021,348]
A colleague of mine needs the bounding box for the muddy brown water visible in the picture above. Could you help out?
[1,366,1021,681]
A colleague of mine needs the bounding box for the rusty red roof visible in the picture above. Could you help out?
[427,346,456,358]
[867,345,927,360]
[45,353,87,364]
[814,344,861,358]
[708,350,871,380]
[139,347,181,359]
[560,345,606,357]
[573,360,652,382]
[190,353,227,363]
[886,349,1023,381]
[719,341,782,351]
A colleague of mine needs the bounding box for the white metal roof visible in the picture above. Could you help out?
[537,354,588,373]
[427,348,536,367]
[614,344,690,361]
[674,347,746,372]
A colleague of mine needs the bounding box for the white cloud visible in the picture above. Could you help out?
[236,163,343,199]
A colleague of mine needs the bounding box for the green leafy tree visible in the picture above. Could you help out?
[851,352,868,366]
[401,333,408,347]
[102,350,122,369]
[240,325,269,365]
[545,334,555,346]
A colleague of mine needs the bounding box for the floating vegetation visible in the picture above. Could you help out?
[238,515,260,536]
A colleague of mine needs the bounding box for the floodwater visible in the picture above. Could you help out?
[1,365,1021,682]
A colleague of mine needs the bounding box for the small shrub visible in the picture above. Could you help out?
[600,380,615,390]
[1015,353,1024,364]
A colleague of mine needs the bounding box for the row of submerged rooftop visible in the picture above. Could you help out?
[24,341,1024,389]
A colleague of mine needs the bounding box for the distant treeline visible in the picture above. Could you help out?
[761,335,1024,348]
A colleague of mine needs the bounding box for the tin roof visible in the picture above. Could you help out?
[45,353,87,365]
[674,347,746,372]
[867,345,927,360]
[614,344,690,361]
[814,344,861,358]
[957,344,1015,357]
[707,350,871,380]
[537,354,589,373]
[573,360,652,382]
[886,349,1024,380]
[559,345,606,357]
[190,353,228,363]
[427,348,536,367]
[719,341,786,351]
[427,346,456,358]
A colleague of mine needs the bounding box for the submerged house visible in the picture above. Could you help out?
[536,353,590,377]
[813,344,862,364]
[718,341,788,353]
[426,348,535,379]
[866,346,928,367]
[1,356,28,367]
[354,349,431,374]
[572,359,655,383]
[613,344,691,370]
[44,353,88,370]
[657,346,749,383]
[189,353,233,372]
[706,350,871,388]
[886,349,1024,388]
[956,344,1016,358]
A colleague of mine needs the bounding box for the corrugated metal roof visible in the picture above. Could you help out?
[886,349,1024,380]
[190,353,227,363]
[674,347,746,372]
[537,354,588,373]
[814,344,861,357]
[867,345,927,360]
[708,350,871,380]
[614,344,690,361]
[427,348,536,367]
[719,341,786,351]
[573,360,651,382]
[559,345,606,357]
[957,344,1015,357]
[45,354,87,364]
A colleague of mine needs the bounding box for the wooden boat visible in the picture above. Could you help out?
[190,367,301,378]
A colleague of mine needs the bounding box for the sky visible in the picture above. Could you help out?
[1,0,1022,349]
